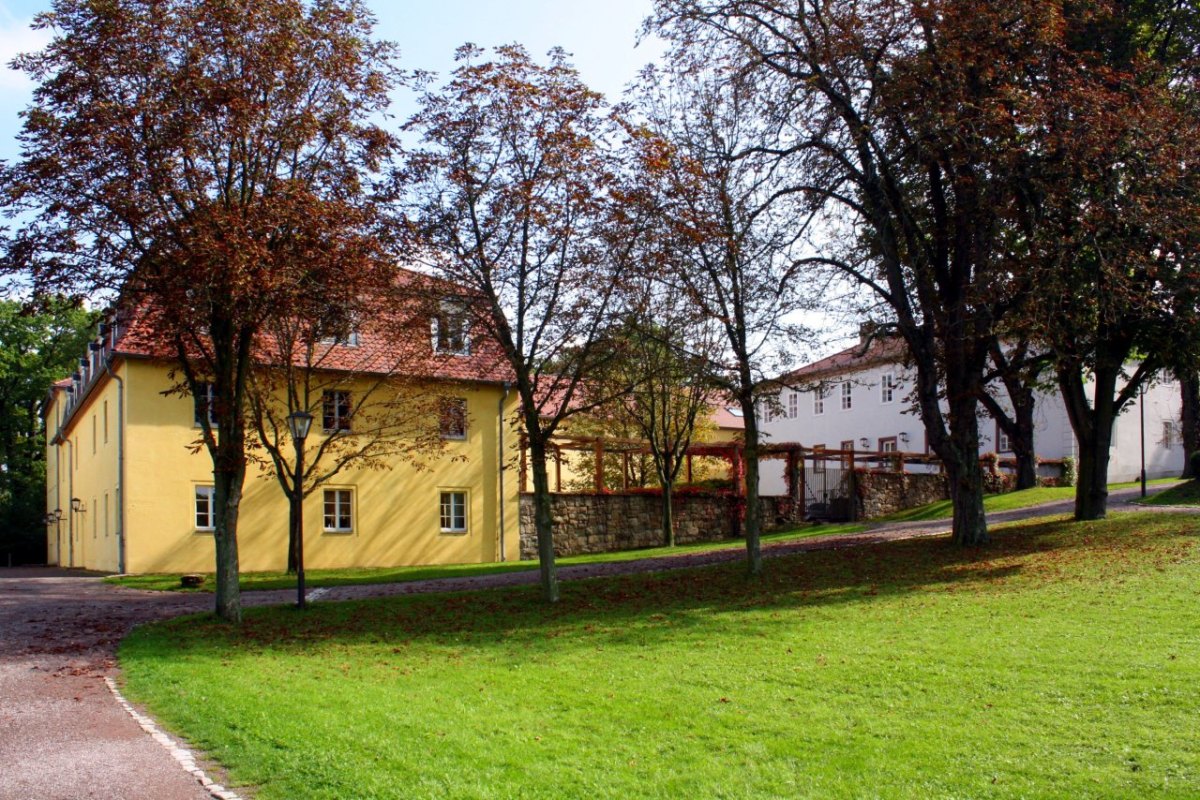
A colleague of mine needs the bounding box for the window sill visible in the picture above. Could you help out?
[323,529,354,535]
[439,529,468,536]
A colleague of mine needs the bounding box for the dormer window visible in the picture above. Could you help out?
[319,329,360,347]
[432,299,470,356]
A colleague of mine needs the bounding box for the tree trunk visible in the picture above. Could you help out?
[1073,428,1113,519]
[1181,370,1199,479]
[1012,407,1038,491]
[212,466,244,622]
[946,398,989,546]
[528,436,560,603]
[740,393,762,576]
[1059,364,1119,521]
[661,478,675,547]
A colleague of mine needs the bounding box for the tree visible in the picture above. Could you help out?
[3,0,398,621]
[980,339,1054,491]
[0,298,96,565]
[1020,1,1200,518]
[593,301,721,547]
[649,1,1053,546]
[405,45,640,602]
[1180,368,1200,479]
[245,275,449,580]
[625,63,812,572]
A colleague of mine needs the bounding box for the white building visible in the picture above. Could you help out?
[758,335,1185,495]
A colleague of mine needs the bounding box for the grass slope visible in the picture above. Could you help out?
[877,477,1180,523]
[107,522,866,593]
[1138,480,1200,507]
[120,512,1200,799]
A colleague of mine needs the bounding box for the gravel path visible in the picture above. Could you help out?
[0,482,1193,799]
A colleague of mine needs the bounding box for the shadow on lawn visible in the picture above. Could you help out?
[129,514,1199,662]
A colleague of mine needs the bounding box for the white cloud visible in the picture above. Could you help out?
[0,15,50,91]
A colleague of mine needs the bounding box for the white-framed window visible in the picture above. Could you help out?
[813,385,826,416]
[432,299,471,356]
[194,382,218,427]
[440,397,468,440]
[1163,421,1177,449]
[812,444,826,474]
[841,381,853,411]
[323,489,354,533]
[881,373,896,404]
[195,485,215,531]
[761,400,773,424]
[788,391,798,419]
[440,491,468,533]
[997,427,1012,453]
[323,390,352,433]
[879,436,898,453]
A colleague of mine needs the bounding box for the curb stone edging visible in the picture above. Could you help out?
[104,676,245,800]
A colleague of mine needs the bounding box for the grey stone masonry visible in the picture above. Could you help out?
[518,493,796,560]
[854,471,950,520]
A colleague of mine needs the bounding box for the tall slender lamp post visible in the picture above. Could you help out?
[1140,385,1147,498]
[287,410,313,609]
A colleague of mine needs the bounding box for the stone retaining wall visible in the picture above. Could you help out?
[854,471,949,519]
[518,493,797,560]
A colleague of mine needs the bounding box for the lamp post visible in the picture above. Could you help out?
[1140,385,1147,498]
[287,410,313,609]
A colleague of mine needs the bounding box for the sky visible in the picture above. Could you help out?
[0,0,665,163]
[0,0,854,355]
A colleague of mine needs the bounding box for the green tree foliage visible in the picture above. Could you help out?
[0,299,96,564]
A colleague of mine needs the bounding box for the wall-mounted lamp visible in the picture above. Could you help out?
[899,432,910,444]
[859,437,870,449]
[71,497,84,513]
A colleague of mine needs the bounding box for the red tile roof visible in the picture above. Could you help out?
[110,269,516,386]
[778,336,907,384]
[710,404,746,431]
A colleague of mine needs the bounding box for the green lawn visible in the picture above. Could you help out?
[107,521,867,592]
[120,512,1200,799]
[1137,479,1200,507]
[878,477,1181,523]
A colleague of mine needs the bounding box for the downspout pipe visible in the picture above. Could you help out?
[65,438,74,568]
[498,382,511,562]
[104,359,127,574]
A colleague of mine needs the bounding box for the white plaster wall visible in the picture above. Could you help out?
[755,362,1184,494]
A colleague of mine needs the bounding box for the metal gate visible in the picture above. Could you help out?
[804,462,854,521]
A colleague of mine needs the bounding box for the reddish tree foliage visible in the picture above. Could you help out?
[2,0,399,620]
[405,45,644,602]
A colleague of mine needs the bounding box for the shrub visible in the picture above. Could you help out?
[1061,456,1077,487]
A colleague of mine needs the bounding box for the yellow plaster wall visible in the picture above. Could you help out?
[119,359,520,574]
[45,364,124,571]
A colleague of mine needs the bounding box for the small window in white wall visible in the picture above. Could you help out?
[323,489,354,532]
[788,391,798,419]
[440,491,468,533]
[841,381,852,410]
[195,486,215,531]
[881,373,896,404]
[813,385,825,416]
[997,429,1012,453]
[1163,421,1176,449]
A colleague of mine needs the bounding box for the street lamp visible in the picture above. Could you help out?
[287,410,313,609]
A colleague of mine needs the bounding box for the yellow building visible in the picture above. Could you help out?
[44,301,522,575]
